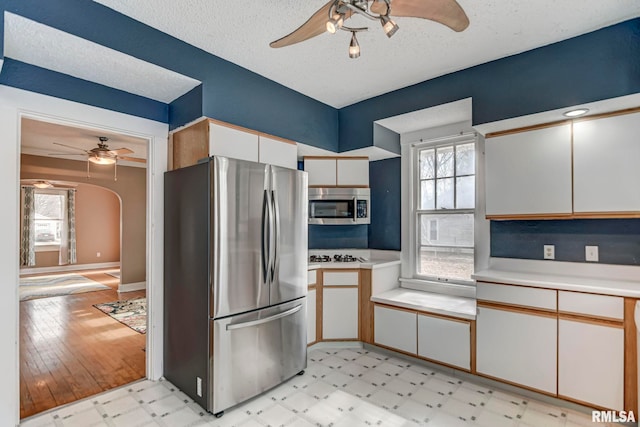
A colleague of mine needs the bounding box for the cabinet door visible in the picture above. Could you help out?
[209,122,259,163]
[573,112,640,213]
[337,158,369,186]
[558,319,624,410]
[305,159,337,186]
[307,289,317,344]
[418,314,470,370]
[374,305,416,354]
[322,288,358,339]
[476,306,557,394]
[485,124,572,216]
[259,136,297,169]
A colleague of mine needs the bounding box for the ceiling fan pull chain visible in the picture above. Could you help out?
[87,158,90,179]
[114,162,118,182]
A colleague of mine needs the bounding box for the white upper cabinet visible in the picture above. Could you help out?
[170,118,298,170]
[258,136,298,170]
[305,158,337,186]
[485,123,573,217]
[209,122,259,163]
[305,157,369,187]
[573,112,640,213]
[337,158,369,186]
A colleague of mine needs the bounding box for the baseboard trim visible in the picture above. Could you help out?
[119,281,146,293]
[20,262,120,275]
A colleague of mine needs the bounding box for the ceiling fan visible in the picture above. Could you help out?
[270,0,469,58]
[51,136,145,181]
[52,136,145,165]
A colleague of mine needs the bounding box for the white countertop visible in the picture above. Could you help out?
[371,288,477,320]
[473,258,640,298]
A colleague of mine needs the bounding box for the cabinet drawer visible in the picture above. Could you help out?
[308,270,317,286]
[558,291,623,320]
[323,271,359,286]
[477,282,556,311]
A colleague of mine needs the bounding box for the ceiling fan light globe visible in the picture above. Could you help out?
[33,181,52,189]
[381,16,399,38]
[89,155,116,165]
[349,32,360,58]
[327,13,344,34]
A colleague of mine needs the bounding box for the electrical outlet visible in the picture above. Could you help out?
[585,245,599,262]
[96,252,101,258]
[543,245,555,260]
[197,377,202,397]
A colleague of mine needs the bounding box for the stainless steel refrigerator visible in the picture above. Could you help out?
[164,156,308,416]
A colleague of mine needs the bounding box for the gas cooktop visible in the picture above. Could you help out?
[309,254,366,263]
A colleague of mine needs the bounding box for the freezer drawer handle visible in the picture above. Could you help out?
[225,304,302,331]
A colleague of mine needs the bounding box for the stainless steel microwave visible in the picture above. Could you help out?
[308,187,370,225]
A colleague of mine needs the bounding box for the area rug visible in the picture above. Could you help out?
[19,273,110,301]
[93,297,146,334]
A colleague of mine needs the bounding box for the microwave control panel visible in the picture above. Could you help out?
[356,200,368,219]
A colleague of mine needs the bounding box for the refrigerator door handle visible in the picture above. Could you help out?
[225,304,302,331]
[270,190,280,283]
[261,189,270,284]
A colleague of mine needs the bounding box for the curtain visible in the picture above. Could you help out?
[59,189,77,265]
[20,187,36,267]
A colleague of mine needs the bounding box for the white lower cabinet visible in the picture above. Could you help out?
[418,314,470,370]
[476,306,557,394]
[307,289,316,344]
[374,305,417,354]
[558,319,624,410]
[323,288,358,339]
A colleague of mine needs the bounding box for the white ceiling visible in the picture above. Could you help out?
[91,0,640,108]
[21,117,148,168]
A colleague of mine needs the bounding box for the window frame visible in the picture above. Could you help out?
[410,135,477,286]
[32,188,67,252]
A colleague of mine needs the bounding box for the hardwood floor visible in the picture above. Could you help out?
[19,270,146,419]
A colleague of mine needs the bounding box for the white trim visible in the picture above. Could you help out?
[118,281,146,293]
[0,85,168,425]
[20,261,120,275]
[401,131,476,147]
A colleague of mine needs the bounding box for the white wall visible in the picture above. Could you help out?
[0,86,168,426]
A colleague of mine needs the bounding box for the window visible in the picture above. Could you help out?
[414,140,475,283]
[34,190,66,247]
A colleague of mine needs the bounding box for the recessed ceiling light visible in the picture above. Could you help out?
[563,108,589,117]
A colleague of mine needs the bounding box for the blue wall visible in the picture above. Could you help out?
[369,158,401,250]
[491,219,640,265]
[1,0,339,150]
[339,19,640,150]
[308,225,368,249]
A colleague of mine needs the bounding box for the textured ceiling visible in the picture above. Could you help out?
[4,12,200,103]
[93,0,640,108]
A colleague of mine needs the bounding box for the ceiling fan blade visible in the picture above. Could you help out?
[375,0,469,32]
[117,156,147,164]
[108,147,134,155]
[270,1,352,48]
[52,142,89,153]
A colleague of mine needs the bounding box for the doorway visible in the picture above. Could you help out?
[18,117,149,418]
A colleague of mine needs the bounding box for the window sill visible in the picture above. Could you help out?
[34,244,60,253]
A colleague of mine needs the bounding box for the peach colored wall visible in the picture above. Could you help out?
[21,154,146,284]
[33,184,120,268]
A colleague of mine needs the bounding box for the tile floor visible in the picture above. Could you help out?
[21,346,609,427]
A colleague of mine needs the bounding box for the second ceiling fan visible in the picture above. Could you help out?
[270,0,469,58]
